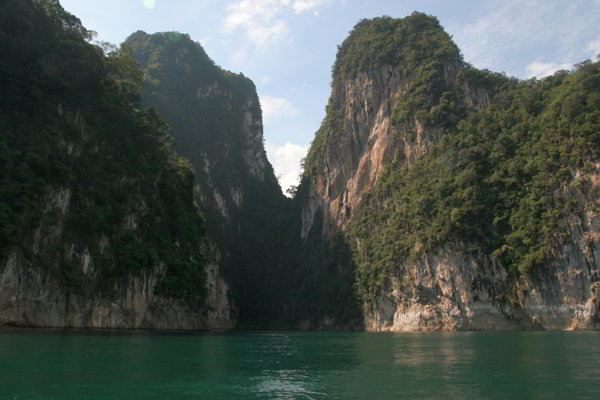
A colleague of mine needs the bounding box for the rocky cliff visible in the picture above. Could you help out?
[0,0,232,329]
[297,14,600,331]
[365,197,600,331]
[0,245,231,329]
[124,31,289,327]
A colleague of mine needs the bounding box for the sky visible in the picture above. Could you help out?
[60,0,600,194]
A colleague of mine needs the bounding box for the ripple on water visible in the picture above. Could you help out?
[0,329,599,400]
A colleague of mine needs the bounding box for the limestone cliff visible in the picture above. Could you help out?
[365,195,600,331]
[125,32,289,327]
[2,3,598,332]
[0,244,231,329]
[299,64,489,240]
[0,0,233,329]
[125,31,281,223]
[297,13,600,331]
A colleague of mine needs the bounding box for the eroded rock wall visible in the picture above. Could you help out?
[0,181,233,330]
[0,249,232,329]
[365,210,599,331]
[299,16,599,331]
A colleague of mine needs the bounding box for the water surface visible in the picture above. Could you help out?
[1,328,598,399]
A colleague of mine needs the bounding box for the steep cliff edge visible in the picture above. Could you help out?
[0,0,232,329]
[124,32,289,327]
[297,13,600,330]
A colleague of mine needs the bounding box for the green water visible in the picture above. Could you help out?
[1,329,599,399]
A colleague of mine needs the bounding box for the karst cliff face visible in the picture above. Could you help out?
[0,0,232,329]
[125,31,280,221]
[125,31,289,327]
[299,63,489,240]
[298,14,600,331]
[364,209,600,331]
[0,241,232,329]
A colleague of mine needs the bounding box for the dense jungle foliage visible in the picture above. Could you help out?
[0,0,209,305]
[299,14,599,305]
[344,26,600,302]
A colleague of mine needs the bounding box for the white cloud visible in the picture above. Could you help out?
[142,0,156,9]
[292,0,330,14]
[451,0,555,69]
[259,76,272,85]
[526,61,572,79]
[222,0,331,50]
[449,0,600,75]
[245,19,289,50]
[260,95,301,124]
[587,38,600,59]
[266,142,309,195]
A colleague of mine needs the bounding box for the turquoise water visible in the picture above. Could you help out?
[1,329,599,399]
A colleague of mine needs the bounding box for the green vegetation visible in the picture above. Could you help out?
[125,31,291,326]
[3,3,597,327]
[0,0,208,305]
[303,13,463,176]
[351,60,600,302]
[299,14,599,307]
[332,13,461,81]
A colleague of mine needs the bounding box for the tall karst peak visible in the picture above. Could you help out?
[300,13,482,241]
[0,0,233,329]
[293,12,600,331]
[332,13,461,82]
[125,31,290,328]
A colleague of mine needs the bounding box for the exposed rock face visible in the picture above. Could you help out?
[0,0,235,330]
[303,69,415,238]
[366,211,599,331]
[301,67,401,239]
[126,31,288,326]
[365,246,519,331]
[0,107,233,329]
[299,15,600,331]
[125,31,281,227]
[0,249,232,329]
[518,211,600,330]
[242,98,268,181]
[301,61,493,240]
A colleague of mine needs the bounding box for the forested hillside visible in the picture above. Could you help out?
[297,14,600,330]
[352,56,600,303]
[124,31,291,328]
[0,0,231,329]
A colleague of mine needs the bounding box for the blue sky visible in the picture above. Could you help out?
[60,0,600,193]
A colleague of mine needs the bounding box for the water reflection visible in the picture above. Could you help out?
[255,369,325,399]
[247,332,358,399]
[1,329,599,400]
[390,332,477,367]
